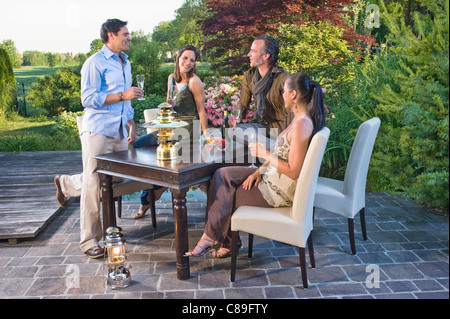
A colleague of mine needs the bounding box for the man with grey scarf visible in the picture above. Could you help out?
[228,35,293,150]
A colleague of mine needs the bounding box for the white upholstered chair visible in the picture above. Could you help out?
[143,108,160,134]
[314,117,381,254]
[76,115,157,227]
[230,127,330,289]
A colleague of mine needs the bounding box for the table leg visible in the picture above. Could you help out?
[171,188,190,280]
[99,173,116,237]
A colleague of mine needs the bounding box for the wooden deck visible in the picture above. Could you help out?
[0,151,82,244]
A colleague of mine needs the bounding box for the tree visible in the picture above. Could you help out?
[278,21,355,86]
[46,52,56,67]
[201,0,377,74]
[173,0,208,60]
[22,50,47,66]
[127,32,166,95]
[152,0,208,61]
[0,48,17,117]
[0,39,22,68]
[369,0,449,209]
[153,21,178,61]
[88,39,103,56]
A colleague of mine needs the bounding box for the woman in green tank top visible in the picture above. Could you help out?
[166,44,209,140]
[132,45,209,219]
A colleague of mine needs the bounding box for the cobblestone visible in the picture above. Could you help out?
[0,192,448,299]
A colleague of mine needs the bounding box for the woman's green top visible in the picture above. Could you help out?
[172,76,199,140]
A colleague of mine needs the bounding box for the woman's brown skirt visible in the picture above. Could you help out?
[205,166,273,248]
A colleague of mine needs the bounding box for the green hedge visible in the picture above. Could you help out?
[0,48,17,117]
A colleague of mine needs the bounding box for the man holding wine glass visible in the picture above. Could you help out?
[228,35,292,151]
[53,19,144,259]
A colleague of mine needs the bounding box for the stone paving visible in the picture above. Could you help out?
[0,192,448,299]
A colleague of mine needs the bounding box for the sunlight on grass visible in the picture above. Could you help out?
[0,115,81,152]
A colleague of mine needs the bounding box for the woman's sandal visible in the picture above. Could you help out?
[133,204,150,219]
[184,237,220,257]
[209,247,231,258]
[209,243,241,258]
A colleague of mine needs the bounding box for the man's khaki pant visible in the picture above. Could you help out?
[59,131,128,253]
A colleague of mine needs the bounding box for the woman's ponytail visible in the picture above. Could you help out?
[308,80,326,136]
[286,74,326,135]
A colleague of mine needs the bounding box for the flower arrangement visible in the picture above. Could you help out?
[203,76,255,127]
[203,76,328,126]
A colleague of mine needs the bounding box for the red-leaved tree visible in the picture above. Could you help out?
[201,0,376,74]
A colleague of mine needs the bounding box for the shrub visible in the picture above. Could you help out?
[0,47,17,118]
[325,0,449,209]
[132,94,166,122]
[53,110,84,141]
[28,67,82,116]
[278,21,356,87]
[369,0,449,209]
[0,113,82,152]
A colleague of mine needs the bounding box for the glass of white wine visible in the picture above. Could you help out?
[234,109,241,123]
[136,74,145,100]
[169,82,177,101]
[248,131,258,168]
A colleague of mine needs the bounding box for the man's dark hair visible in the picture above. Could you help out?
[255,35,279,66]
[100,19,128,44]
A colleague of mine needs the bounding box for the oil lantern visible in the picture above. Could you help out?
[105,226,131,289]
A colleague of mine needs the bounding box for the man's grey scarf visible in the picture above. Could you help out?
[253,67,275,123]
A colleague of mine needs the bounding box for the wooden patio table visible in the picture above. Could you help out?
[95,140,249,280]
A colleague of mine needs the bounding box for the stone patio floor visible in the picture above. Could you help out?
[0,192,448,300]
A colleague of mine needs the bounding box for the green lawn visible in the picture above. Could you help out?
[2,66,81,151]
[0,113,81,152]
[14,66,79,96]
[160,62,211,72]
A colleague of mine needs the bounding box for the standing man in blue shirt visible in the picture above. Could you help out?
[54,19,144,259]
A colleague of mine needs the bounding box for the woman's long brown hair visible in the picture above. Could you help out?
[173,44,199,83]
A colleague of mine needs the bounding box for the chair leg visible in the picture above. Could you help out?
[307,233,315,268]
[148,188,157,228]
[230,231,239,282]
[360,208,367,240]
[298,247,308,289]
[348,218,356,254]
[116,196,121,218]
[248,233,254,258]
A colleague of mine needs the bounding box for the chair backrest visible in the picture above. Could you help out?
[343,117,381,207]
[291,127,330,242]
[144,108,160,134]
[76,115,83,136]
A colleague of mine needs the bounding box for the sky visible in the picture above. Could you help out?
[0,0,186,54]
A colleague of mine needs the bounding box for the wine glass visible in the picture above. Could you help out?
[248,130,258,168]
[169,82,177,101]
[234,109,241,124]
[136,75,145,100]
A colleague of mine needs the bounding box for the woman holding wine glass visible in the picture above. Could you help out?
[133,44,209,219]
[184,73,326,258]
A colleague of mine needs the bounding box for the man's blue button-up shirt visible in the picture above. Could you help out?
[80,45,134,138]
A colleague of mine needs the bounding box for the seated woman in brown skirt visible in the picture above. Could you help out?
[185,73,327,258]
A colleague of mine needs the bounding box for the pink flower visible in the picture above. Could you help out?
[203,76,257,127]
[324,104,330,114]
